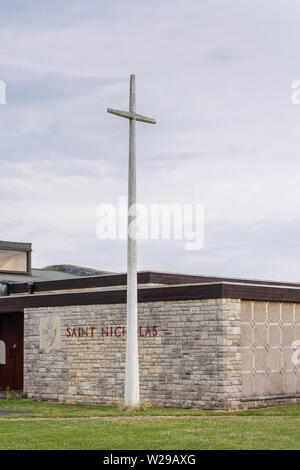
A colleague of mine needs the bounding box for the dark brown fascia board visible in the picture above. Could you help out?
[8,271,151,294]
[3,281,300,313]
[8,270,300,295]
[148,271,300,288]
[0,282,223,312]
[222,282,300,302]
[9,271,222,294]
[8,271,219,294]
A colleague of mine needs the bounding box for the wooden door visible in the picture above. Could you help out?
[0,313,24,391]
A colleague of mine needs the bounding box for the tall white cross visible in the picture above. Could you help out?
[107,75,156,408]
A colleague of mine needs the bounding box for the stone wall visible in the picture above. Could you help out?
[241,301,300,407]
[21,297,300,410]
[24,298,241,409]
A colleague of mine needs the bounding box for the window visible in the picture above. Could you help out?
[0,250,27,272]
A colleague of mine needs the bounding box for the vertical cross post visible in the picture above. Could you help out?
[107,75,156,409]
[126,75,138,408]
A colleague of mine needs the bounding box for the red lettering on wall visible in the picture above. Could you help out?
[66,327,97,337]
[115,326,122,337]
[145,326,151,337]
[66,325,158,337]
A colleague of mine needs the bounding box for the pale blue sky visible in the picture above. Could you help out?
[1,0,300,281]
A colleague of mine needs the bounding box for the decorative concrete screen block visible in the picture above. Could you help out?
[40,316,61,351]
[241,301,300,399]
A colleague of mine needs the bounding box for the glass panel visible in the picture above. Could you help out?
[0,283,8,296]
[0,250,27,272]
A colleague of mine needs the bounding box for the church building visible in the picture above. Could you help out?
[1,239,300,410]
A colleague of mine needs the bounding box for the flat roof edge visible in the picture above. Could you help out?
[3,281,300,311]
[0,240,32,252]
[7,269,300,296]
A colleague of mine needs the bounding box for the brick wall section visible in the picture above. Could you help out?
[24,298,242,410]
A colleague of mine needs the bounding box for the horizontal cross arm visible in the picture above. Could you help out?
[107,108,156,124]
[107,108,132,120]
[135,113,156,125]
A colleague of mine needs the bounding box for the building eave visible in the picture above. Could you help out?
[2,280,300,313]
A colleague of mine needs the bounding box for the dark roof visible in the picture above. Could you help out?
[0,268,81,283]
[0,264,114,284]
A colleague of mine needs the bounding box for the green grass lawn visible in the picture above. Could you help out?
[1,416,300,450]
[0,399,300,449]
